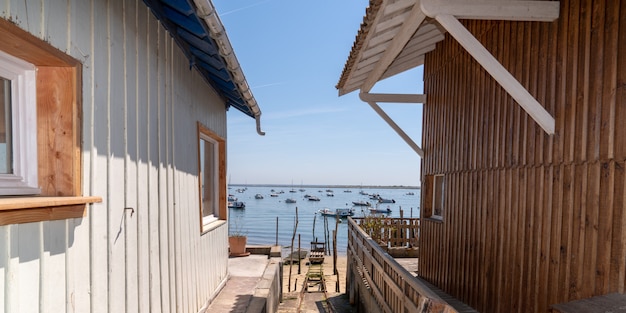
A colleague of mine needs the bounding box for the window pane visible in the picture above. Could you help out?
[0,77,11,174]
[200,137,217,219]
[433,175,444,217]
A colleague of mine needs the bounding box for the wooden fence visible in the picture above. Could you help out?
[352,216,420,248]
[347,217,464,313]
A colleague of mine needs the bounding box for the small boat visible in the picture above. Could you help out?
[378,198,396,203]
[369,206,392,214]
[352,201,371,206]
[270,193,279,197]
[228,201,245,209]
[326,193,334,197]
[283,249,308,264]
[359,190,368,195]
[318,208,355,218]
[254,194,264,199]
[286,198,297,203]
[308,196,321,201]
[228,194,237,202]
[406,192,415,195]
[343,190,352,193]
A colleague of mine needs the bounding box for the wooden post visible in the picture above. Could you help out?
[312,214,317,240]
[333,229,340,292]
[298,234,301,275]
[288,207,299,292]
[275,216,278,246]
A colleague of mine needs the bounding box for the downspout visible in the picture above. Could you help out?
[193,0,266,136]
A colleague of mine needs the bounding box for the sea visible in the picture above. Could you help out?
[227,185,421,256]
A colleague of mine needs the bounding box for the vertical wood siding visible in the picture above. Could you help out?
[0,0,229,312]
[420,1,626,312]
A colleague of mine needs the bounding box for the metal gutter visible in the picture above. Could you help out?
[192,0,265,136]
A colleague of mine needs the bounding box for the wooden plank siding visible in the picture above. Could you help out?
[0,1,230,313]
[420,1,626,312]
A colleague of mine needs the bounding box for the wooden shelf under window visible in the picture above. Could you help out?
[0,196,102,225]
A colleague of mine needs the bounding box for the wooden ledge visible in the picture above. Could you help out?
[0,196,102,226]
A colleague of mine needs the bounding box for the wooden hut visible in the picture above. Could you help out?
[0,0,263,312]
[338,0,626,312]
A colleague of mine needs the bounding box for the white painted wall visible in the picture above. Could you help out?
[0,0,230,312]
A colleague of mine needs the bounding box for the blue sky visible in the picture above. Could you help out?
[214,0,424,187]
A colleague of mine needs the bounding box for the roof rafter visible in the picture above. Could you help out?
[361,3,426,93]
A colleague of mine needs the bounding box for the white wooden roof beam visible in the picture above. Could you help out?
[360,92,425,157]
[420,0,560,22]
[360,92,427,104]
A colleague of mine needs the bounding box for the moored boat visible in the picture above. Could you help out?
[286,198,297,203]
[369,206,392,214]
[228,201,245,209]
[255,194,264,199]
[318,208,355,218]
[352,200,371,206]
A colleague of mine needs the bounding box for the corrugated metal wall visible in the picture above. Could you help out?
[420,1,626,312]
[0,0,229,312]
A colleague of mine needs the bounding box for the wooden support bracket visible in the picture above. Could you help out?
[359,92,425,158]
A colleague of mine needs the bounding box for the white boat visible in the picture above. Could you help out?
[318,208,355,218]
[378,198,396,204]
[270,193,279,197]
[352,201,371,206]
[228,194,237,202]
[255,194,264,199]
[369,206,392,214]
[228,201,245,209]
[326,193,334,197]
[286,198,297,203]
[308,196,321,201]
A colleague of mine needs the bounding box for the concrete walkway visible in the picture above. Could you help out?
[207,254,271,313]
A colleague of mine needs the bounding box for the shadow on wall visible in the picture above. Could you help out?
[0,217,83,266]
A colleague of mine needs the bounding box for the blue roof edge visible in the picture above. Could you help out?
[142,0,265,135]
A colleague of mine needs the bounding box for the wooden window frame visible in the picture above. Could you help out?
[0,18,101,226]
[197,122,227,234]
[422,174,444,221]
[432,174,444,219]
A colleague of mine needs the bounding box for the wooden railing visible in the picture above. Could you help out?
[352,216,420,248]
[347,217,461,313]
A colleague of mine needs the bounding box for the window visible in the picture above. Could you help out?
[432,175,444,219]
[0,50,40,195]
[198,123,226,232]
[423,174,445,220]
[0,17,101,226]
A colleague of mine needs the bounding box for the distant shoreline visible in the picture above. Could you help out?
[229,184,420,190]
